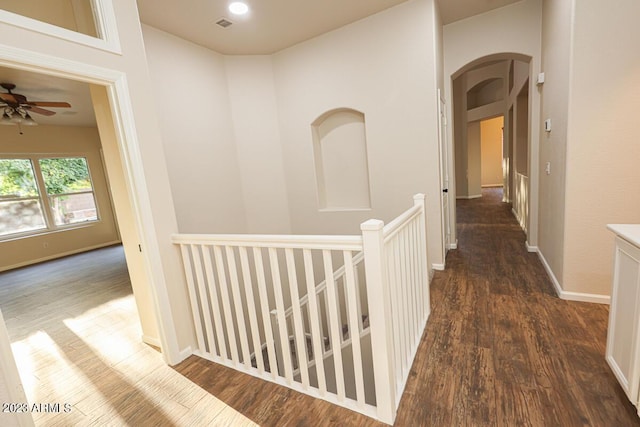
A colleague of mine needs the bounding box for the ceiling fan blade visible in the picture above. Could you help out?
[27,101,71,108]
[26,106,56,116]
[0,93,17,103]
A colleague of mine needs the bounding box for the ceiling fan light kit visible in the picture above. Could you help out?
[0,82,71,133]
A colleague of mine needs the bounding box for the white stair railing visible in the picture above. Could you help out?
[172,194,430,425]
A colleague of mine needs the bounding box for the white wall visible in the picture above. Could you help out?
[142,25,247,234]
[561,0,640,297]
[538,0,570,284]
[444,0,542,246]
[224,56,292,234]
[272,0,444,267]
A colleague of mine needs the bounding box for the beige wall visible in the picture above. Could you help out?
[560,0,640,296]
[481,116,503,187]
[0,125,120,271]
[90,84,159,346]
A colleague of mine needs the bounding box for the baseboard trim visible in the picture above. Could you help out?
[525,242,538,253]
[176,346,193,364]
[432,263,445,271]
[142,334,161,348]
[534,247,610,305]
[0,240,122,272]
[456,194,482,200]
[481,184,503,188]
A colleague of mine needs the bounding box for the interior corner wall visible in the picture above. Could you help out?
[223,56,292,234]
[466,121,482,197]
[272,0,444,265]
[0,125,120,271]
[142,25,247,234]
[561,0,640,296]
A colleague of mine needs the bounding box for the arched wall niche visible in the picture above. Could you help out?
[311,108,371,211]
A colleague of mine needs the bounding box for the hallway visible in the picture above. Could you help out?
[177,187,640,426]
[397,187,639,425]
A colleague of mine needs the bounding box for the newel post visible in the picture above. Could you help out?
[361,219,396,425]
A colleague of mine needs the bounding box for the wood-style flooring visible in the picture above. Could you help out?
[0,245,257,426]
[175,188,640,426]
[2,189,637,426]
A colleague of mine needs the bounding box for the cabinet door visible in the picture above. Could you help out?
[606,236,640,403]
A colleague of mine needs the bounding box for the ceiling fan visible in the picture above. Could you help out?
[0,82,71,127]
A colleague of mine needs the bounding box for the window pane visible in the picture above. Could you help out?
[0,159,39,198]
[0,0,99,38]
[39,157,93,195]
[49,193,97,226]
[0,199,46,236]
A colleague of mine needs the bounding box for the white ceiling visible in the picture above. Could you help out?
[0,0,523,129]
[136,0,523,55]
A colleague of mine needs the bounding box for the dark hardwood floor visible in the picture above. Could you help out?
[175,188,640,426]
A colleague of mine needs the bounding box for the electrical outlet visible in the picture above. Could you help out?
[545,162,551,175]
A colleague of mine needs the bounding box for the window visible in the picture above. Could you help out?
[0,159,46,236]
[0,156,99,238]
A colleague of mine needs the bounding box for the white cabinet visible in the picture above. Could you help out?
[607,225,640,411]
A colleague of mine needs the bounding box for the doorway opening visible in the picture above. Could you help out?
[0,62,167,423]
[448,54,534,247]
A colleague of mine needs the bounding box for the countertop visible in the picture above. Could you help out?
[608,224,640,248]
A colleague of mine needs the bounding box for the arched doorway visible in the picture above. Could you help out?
[446,53,539,250]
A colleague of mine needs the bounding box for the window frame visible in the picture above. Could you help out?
[0,153,101,241]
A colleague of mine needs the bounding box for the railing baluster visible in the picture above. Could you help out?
[386,238,402,381]
[225,246,251,369]
[397,229,409,373]
[213,245,240,365]
[354,263,363,334]
[192,244,217,356]
[171,194,430,425]
[344,250,366,408]
[303,249,327,395]
[403,226,415,349]
[202,245,227,360]
[410,220,419,340]
[238,247,265,373]
[253,247,277,379]
[323,249,346,400]
[285,249,310,388]
[180,245,206,353]
[269,248,294,384]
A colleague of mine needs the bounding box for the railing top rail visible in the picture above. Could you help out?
[172,233,363,251]
[382,204,422,242]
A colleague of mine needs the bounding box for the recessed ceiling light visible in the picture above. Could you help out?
[229,2,249,15]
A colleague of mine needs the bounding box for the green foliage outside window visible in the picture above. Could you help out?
[0,159,39,198]
[39,158,92,195]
